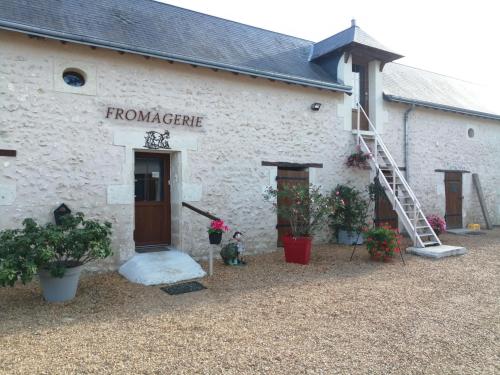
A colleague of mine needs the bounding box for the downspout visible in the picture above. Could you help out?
[403,104,415,182]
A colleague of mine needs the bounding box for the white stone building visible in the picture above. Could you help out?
[0,1,498,268]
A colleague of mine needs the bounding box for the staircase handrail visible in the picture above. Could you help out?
[356,103,441,247]
[357,104,421,208]
[182,202,220,221]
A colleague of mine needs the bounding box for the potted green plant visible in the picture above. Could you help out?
[364,226,401,262]
[207,219,229,244]
[264,184,333,265]
[0,213,112,302]
[329,184,369,245]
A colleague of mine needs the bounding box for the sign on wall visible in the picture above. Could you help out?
[105,107,203,128]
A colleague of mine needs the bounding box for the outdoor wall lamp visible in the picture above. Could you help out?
[311,102,322,111]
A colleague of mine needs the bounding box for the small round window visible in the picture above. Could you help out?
[467,128,475,138]
[62,69,86,87]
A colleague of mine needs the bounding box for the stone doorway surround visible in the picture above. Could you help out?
[108,128,201,262]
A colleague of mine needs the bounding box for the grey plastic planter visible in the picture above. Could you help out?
[337,230,364,245]
[39,265,83,302]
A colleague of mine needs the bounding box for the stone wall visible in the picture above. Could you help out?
[0,31,368,267]
[382,102,500,227]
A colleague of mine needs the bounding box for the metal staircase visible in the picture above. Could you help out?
[355,104,441,248]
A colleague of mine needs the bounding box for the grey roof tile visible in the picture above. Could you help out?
[0,0,349,91]
[383,63,499,119]
[310,24,403,61]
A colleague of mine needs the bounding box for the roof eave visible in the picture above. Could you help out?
[383,93,500,122]
[0,21,351,93]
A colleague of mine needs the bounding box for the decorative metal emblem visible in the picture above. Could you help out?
[144,130,171,149]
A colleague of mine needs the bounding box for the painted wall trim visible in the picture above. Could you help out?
[261,161,323,168]
[0,22,352,93]
[0,150,17,157]
[435,169,471,173]
[383,93,500,122]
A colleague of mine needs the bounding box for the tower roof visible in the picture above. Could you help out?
[310,20,403,64]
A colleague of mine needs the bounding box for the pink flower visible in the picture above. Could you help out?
[209,219,230,233]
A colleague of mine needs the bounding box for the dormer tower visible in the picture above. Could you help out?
[310,21,403,131]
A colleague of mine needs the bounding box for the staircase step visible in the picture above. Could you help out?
[422,241,440,246]
[418,232,435,237]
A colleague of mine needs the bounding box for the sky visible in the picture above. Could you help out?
[160,0,500,88]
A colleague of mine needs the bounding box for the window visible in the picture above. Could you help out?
[467,128,475,138]
[62,69,86,87]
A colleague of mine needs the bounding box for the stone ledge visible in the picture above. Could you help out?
[406,245,467,259]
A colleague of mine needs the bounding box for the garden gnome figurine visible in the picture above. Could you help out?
[233,231,246,265]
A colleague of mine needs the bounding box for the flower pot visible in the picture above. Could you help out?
[383,255,394,263]
[282,236,312,265]
[337,230,364,245]
[39,265,83,302]
[209,232,222,245]
[370,253,383,262]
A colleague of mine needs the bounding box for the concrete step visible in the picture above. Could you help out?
[406,245,467,259]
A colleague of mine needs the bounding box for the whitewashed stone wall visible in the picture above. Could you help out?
[0,30,370,268]
[382,102,500,227]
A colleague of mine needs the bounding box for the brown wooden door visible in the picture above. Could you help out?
[134,153,171,246]
[445,172,463,229]
[374,190,398,229]
[351,61,369,131]
[374,172,398,229]
[276,167,309,246]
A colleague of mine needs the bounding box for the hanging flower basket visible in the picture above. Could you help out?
[207,219,229,245]
[346,145,371,169]
[208,232,222,245]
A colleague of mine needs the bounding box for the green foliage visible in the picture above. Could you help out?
[264,184,335,237]
[364,226,401,258]
[0,213,112,286]
[329,184,370,236]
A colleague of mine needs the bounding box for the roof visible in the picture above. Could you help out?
[310,22,403,63]
[383,63,500,121]
[0,0,350,92]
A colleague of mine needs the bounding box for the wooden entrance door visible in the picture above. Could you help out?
[351,60,369,131]
[445,172,463,229]
[134,153,171,246]
[276,167,309,246]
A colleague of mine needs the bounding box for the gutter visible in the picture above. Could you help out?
[403,104,415,182]
[0,21,352,93]
[383,93,500,122]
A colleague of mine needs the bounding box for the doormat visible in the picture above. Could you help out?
[161,281,206,295]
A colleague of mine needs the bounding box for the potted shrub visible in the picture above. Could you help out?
[0,213,112,302]
[426,214,446,236]
[264,184,333,265]
[364,226,401,262]
[330,184,369,245]
[208,219,229,245]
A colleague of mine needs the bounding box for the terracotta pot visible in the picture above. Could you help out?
[282,236,312,265]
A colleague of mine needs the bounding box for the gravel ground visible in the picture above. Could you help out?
[1,230,499,375]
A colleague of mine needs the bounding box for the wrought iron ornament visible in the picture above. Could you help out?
[144,130,171,149]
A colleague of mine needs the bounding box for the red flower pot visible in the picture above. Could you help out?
[282,236,312,265]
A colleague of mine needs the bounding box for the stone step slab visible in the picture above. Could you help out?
[406,245,467,259]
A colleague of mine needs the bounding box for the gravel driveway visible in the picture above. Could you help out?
[1,230,499,374]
